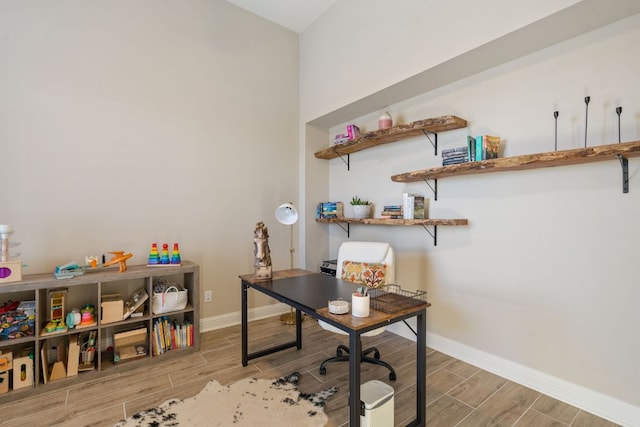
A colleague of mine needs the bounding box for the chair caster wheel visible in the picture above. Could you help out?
[319,367,327,375]
[373,351,380,359]
[389,372,396,381]
[336,349,344,356]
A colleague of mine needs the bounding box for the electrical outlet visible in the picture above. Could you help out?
[204,290,212,302]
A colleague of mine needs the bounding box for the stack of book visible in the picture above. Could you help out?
[316,202,344,218]
[442,146,470,166]
[334,124,360,145]
[380,205,403,219]
[402,194,427,219]
[152,316,194,355]
[468,135,501,161]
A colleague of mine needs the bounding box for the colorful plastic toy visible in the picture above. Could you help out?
[147,243,160,265]
[103,251,133,273]
[160,244,170,264]
[171,243,181,265]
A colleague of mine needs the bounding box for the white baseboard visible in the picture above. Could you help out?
[200,303,290,332]
[385,322,639,427]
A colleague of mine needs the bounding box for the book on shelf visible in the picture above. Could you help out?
[442,145,470,166]
[413,196,427,219]
[474,135,501,160]
[333,124,360,145]
[467,135,476,161]
[402,193,414,219]
[402,194,428,219]
[346,124,360,139]
[442,157,469,166]
[381,204,403,219]
[485,135,501,159]
[316,201,344,218]
[441,146,469,157]
[152,317,194,355]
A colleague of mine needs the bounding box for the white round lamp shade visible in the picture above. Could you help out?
[275,203,298,225]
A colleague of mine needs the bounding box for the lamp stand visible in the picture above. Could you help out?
[280,223,302,325]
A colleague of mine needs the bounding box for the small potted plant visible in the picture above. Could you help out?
[350,196,372,219]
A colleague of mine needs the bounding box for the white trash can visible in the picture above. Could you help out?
[360,380,394,426]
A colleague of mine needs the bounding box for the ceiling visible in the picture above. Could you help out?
[225,0,336,33]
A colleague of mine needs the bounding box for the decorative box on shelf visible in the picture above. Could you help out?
[0,260,22,284]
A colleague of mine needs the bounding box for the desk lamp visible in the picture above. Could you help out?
[275,203,300,325]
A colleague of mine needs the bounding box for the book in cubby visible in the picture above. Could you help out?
[152,316,194,356]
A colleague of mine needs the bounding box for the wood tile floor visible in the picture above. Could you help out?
[0,316,620,426]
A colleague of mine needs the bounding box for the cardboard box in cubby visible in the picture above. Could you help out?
[101,294,124,324]
[114,328,147,362]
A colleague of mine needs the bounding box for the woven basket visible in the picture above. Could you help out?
[152,286,188,314]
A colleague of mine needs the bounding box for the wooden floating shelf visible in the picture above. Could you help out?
[316,217,468,226]
[314,115,467,160]
[391,140,640,182]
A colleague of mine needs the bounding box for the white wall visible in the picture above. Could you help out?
[0,0,300,318]
[299,0,582,124]
[301,1,640,424]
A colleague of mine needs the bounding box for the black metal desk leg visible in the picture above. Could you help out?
[349,331,362,427]
[416,309,427,425]
[241,281,249,366]
[296,309,302,349]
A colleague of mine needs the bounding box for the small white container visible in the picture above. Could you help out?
[351,293,370,317]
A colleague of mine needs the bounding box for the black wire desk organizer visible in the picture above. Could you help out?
[369,284,427,313]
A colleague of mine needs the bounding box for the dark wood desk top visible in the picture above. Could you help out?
[240,269,430,331]
[316,303,429,331]
[239,268,313,284]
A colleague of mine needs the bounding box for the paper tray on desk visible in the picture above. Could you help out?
[369,284,426,313]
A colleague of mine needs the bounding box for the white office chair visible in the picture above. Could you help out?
[318,241,397,381]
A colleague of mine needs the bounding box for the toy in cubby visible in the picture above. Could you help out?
[66,308,81,329]
[0,351,12,394]
[12,349,34,390]
[80,305,95,326]
[44,289,68,334]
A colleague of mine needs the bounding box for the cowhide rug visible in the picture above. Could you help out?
[115,372,337,426]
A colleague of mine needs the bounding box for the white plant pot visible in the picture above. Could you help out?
[351,205,371,219]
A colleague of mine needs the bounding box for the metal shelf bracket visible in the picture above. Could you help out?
[421,224,438,246]
[336,153,350,171]
[617,154,629,193]
[423,178,438,201]
[422,130,438,155]
[334,222,350,238]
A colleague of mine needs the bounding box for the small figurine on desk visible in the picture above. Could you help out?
[253,221,272,280]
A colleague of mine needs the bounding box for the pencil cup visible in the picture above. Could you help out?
[351,293,370,317]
